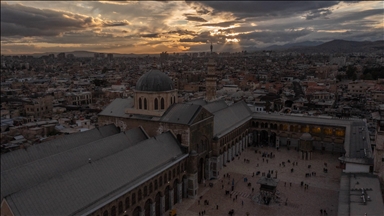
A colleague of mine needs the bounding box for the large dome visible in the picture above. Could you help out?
[136,69,174,92]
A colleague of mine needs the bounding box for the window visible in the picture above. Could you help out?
[144,98,147,110]
[169,171,171,181]
[155,180,158,190]
[139,98,142,109]
[159,176,163,186]
[138,189,142,201]
[132,193,136,205]
[125,197,130,209]
[164,174,167,183]
[144,186,148,197]
[161,98,165,109]
[111,206,116,216]
[118,202,123,214]
[103,210,108,216]
[177,134,182,143]
[155,98,158,110]
[149,183,153,194]
[173,169,175,178]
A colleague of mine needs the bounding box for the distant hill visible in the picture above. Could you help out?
[263,41,323,50]
[289,39,384,53]
[30,50,142,58]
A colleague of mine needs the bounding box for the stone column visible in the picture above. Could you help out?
[160,195,165,215]
[140,210,145,216]
[183,178,188,198]
[169,189,174,210]
[177,182,182,203]
[150,202,156,216]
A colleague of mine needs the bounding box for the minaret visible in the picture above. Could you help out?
[205,43,217,102]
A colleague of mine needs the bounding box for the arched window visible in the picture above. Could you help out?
[149,183,153,194]
[177,134,182,143]
[169,171,172,181]
[125,197,130,209]
[144,186,148,197]
[138,189,142,201]
[177,166,180,175]
[144,98,147,110]
[118,202,123,214]
[132,193,136,205]
[159,176,163,186]
[155,179,158,190]
[164,173,167,183]
[111,206,116,216]
[161,98,165,109]
[139,98,142,109]
[103,210,108,216]
[154,98,158,110]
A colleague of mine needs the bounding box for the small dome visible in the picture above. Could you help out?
[136,69,174,91]
[300,133,313,141]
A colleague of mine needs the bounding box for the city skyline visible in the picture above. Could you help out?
[1,1,383,55]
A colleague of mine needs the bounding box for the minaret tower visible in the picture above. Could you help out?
[205,43,217,102]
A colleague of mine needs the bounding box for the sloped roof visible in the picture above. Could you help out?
[98,98,134,118]
[1,127,148,200]
[1,124,120,172]
[161,103,202,125]
[213,101,252,137]
[4,131,187,215]
[202,100,228,113]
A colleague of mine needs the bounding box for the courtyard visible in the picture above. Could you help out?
[172,146,342,216]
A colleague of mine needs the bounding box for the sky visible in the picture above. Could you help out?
[1,1,383,55]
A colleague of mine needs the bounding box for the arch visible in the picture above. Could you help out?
[177,134,182,143]
[154,98,159,110]
[279,124,283,130]
[161,98,165,109]
[144,199,152,216]
[173,179,179,204]
[139,98,142,109]
[155,179,158,190]
[285,100,293,107]
[168,170,172,181]
[111,206,116,216]
[261,122,265,128]
[144,98,147,110]
[182,175,187,198]
[256,122,259,128]
[155,192,161,216]
[164,186,170,211]
[270,132,277,147]
[103,210,108,216]
[164,173,167,184]
[118,201,123,214]
[260,130,269,145]
[159,176,163,187]
[173,169,175,178]
[198,158,204,184]
[290,125,294,132]
[132,206,142,216]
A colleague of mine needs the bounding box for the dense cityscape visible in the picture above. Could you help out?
[1,1,384,216]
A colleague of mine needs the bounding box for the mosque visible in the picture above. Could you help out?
[1,52,375,216]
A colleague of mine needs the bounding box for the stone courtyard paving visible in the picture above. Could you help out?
[171,146,342,216]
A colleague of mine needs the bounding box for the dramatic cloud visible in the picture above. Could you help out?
[1,1,383,54]
[185,16,208,22]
